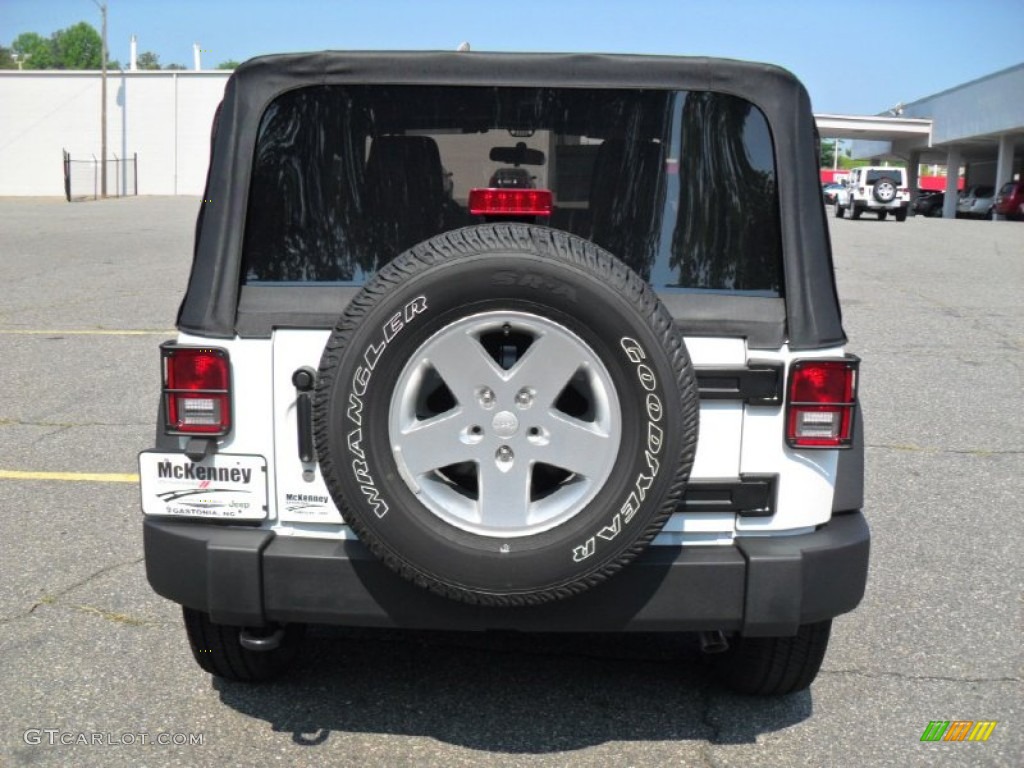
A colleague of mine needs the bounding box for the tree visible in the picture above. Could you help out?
[164,62,187,70]
[820,139,836,169]
[10,22,106,69]
[11,31,55,69]
[136,50,161,70]
[217,60,240,69]
[0,46,16,69]
[52,21,102,69]
[820,139,853,169]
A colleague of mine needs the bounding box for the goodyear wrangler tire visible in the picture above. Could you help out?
[313,224,699,606]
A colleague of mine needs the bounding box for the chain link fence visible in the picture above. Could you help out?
[63,150,138,201]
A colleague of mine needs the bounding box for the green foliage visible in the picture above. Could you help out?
[11,31,55,69]
[820,140,836,169]
[837,158,905,170]
[9,22,104,69]
[52,22,102,69]
[136,51,161,70]
[217,60,241,70]
[0,45,16,69]
[164,63,187,71]
[819,139,853,169]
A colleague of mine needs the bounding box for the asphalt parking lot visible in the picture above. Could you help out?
[0,197,1021,767]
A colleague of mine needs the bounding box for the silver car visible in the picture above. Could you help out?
[957,185,995,219]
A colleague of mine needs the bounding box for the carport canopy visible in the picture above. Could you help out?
[814,114,932,143]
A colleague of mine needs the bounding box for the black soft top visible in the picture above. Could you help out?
[178,51,844,350]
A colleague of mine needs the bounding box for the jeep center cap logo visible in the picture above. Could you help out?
[492,410,519,438]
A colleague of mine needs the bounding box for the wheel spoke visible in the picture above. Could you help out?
[507,331,584,404]
[395,411,476,476]
[477,459,533,530]
[425,329,504,405]
[541,412,615,478]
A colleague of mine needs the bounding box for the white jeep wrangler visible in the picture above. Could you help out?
[140,52,869,695]
[835,165,909,221]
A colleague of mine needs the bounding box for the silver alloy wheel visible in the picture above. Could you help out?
[875,180,896,202]
[388,310,622,538]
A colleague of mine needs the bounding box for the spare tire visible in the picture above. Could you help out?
[873,177,897,203]
[313,224,699,606]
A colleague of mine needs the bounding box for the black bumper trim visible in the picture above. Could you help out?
[144,512,868,635]
[694,361,783,405]
[682,476,776,517]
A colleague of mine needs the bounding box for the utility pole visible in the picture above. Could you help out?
[91,1,108,197]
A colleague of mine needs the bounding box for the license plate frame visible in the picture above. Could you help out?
[139,452,268,521]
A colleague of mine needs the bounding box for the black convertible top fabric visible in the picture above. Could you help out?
[177,51,844,350]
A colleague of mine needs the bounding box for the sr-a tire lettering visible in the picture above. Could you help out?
[343,295,428,520]
[492,271,578,302]
[573,337,665,563]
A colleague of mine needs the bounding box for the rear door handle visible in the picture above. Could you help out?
[292,367,316,463]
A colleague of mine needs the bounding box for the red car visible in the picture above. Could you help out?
[994,180,1024,220]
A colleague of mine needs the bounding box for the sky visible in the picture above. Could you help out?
[3,0,1022,115]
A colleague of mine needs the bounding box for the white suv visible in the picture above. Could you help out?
[835,166,909,221]
[139,52,869,696]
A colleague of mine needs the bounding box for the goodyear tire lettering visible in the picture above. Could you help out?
[572,336,664,562]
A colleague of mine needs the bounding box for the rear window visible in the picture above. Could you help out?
[242,85,783,297]
[864,169,904,184]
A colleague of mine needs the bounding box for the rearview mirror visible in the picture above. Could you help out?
[489,142,545,166]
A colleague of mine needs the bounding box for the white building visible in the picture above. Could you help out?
[1,63,1021,211]
[0,69,230,196]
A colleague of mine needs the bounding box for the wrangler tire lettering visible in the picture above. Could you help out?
[338,296,429,521]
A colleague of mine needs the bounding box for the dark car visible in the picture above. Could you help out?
[994,180,1024,219]
[913,190,945,217]
[489,167,535,188]
[822,182,845,205]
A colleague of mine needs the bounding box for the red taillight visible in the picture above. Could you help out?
[163,346,231,435]
[468,188,553,216]
[786,358,858,448]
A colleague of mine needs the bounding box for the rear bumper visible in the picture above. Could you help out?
[851,199,908,210]
[144,512,869,637]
